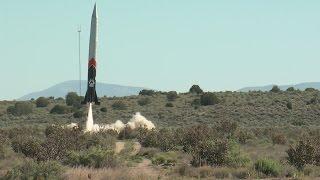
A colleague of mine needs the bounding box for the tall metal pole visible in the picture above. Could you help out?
[78,26,82,96]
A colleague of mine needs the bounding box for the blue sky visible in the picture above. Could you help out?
[1,1,320,100]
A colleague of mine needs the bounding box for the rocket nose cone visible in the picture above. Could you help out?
[92,3,97,18]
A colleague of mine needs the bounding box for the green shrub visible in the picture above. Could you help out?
[151,151,177,166]
[237,130,253,144]
[254,158,282,177]
[165,102,174,107]
[35,97,50,107]
[50,105,71,114]
[112,101,127,110]
[137,98,151,106]
[167,91,178,101]
[66,92,81,107]
[189,85,203,94]
[270,85,281,93]
[227,141,251,168]
[65,147,119,168]
[7,102,33,116]
[200,92,221,106]
[191,99,201,107]
[305,88,317,92]
[139,89,155,96]
[100,107,107,112]
[286,87,295,92]
[190,140,230,167]
[73,110,85,118]
[286,101,293,110]
[4,160,64,180]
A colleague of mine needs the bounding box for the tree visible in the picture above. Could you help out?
[189,85,203,94]
[36,97,50,107]
[73,110,85,118]
[50,105,71,114]
[7,102,33,116]
[286,87,295,92]
[66,92,81,107]
[270,85,281,93]
[200,93,221,106]
[305,88,317,92]
[166,91,178,101]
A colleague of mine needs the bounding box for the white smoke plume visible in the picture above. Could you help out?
[73,103,155,133]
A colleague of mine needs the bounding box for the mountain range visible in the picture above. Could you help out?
[238,82,320,92]
[19,80,145,100]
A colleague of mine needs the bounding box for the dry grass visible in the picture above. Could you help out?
[63,167,159,180]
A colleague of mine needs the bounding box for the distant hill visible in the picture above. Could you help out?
[238,82,320,92]
[19,80,146,100]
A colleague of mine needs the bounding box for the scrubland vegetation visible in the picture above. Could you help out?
[1,85,320,179]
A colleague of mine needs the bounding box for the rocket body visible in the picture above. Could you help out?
[82,4,100,105]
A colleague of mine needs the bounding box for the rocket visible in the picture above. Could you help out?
[82,4,100,105]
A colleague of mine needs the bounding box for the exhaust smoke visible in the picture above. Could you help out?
[79,104,155,133]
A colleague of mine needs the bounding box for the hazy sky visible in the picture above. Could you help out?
[1,1,320,100]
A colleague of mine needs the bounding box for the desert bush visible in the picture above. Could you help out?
[287,140,315,171]
[237,130,253,144]
[66,92,81,107]
[100,107,107,112]
[0,134,10,159]
[254,158,282,177]
[214,168,230,179]
[112,101,127,110]
[227,141,251,168]
[167,91,178,101]
[4,159,64,180]
[270,85,281,93]
[11,136,44,159]
[50,105,71,114]
[151,151,177,166]
[35,97,50,107]
[307,96,319,105]
[190,140,229,167]
[291,120,306,126]
[200,92,221,106]
[82,131,116,150]
[271,133,287,145]
[138,128,177,152]
[65,147,119,168]
[216,120,238,138]
[305,88,317,92]
[286,87,295,92]
[286,101,293,110]
[137,97,151,106]
[138,147,160,159]
[73,110,85,118]
[139,89,155,96]
[7,102,33,116]
[165,102,174,107]
[191,98,201,108]
[189,85,203,94]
